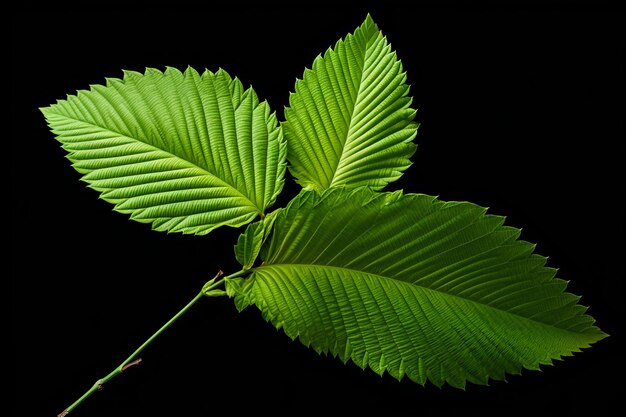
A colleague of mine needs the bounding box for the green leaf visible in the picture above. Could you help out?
[235,221,265,270]
[283,15,418,192]
[234,209,281,270]
[42,67,287,235]
[230,188,606,388]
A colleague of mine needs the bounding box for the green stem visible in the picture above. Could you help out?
[58,272,231,417]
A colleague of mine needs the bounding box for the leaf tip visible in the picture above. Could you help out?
[39,105,52,117]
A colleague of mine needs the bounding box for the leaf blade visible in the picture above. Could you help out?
[42,67,286,235]
[235,221,265,270]
[231,188,605,387]
[235,209,282,270]
[284,15,418,192]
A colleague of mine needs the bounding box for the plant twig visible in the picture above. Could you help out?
[57,271,229,416]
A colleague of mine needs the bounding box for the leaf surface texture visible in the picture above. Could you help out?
[284,15,418,191]
[231,188,606,387]
[43,67,286,234]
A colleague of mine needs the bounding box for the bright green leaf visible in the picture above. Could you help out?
[235,209,282,270]
[235,221,265,270]
[284,15,418,192]
[231,188,606,388]
[42,67,286,235]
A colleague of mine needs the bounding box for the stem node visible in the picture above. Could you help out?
[121,357,143,372]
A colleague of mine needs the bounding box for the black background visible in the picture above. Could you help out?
[11,3,624,416]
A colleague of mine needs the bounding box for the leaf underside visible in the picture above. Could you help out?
[284,14,418,192]
[42,67,286,235]
[231,188,606,388]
